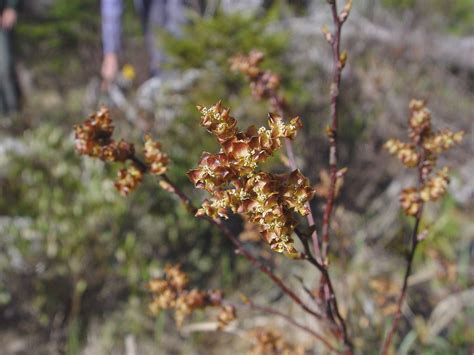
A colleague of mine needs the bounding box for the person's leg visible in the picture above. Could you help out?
[164,0,185,37]
[0,30,18,115]
[133,0,144,22]
[0,30,7,114]
[145,0,167,76]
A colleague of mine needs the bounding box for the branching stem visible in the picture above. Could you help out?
[268,89,323,264]
[321,0,343,264]
[381,148,426,353]
[380,216,421,354]
[156,174,324,321]
[241,300,340,352]
[318,1,353,352]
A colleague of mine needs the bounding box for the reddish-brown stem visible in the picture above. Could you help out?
[241,300,341,353]
[295,227,325,273]
[381,146,426,353]
[317,1,352,352]
[283,138,298,171]
[295,228,351,344]
[322,268,351,350]
[268,89,323,263]
[380,216,421,354]
[157,174,324,321]
[130,155,149,172]
[128,156,333,345]
[210,218,323,320]
[321,0,343,263]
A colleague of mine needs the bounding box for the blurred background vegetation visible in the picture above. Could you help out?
[0,0,472,353]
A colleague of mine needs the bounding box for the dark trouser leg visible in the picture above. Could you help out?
[146,0,166,75]
[164,0,185,37]
[0,29,18,115]
[143,0,184,76]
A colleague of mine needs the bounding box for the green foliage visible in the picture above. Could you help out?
[0,122,237,339]
[1,125,125,323]
[17,0,100,48]
[164,7,291,100]
[381,0,415,9]
[163,10,287,70]
[381,0,474,34]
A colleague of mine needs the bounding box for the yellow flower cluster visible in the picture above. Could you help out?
[75,108,169,195]
[385,100,463,216]
[148,265,236,328]
[188,102,313,255]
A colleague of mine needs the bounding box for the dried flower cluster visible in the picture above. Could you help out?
[248,328,305,355]
[144,134,169,175]
[74,108,169,196]
[385,100,463,216]
[230,50,280,101]
[147,264,236,328]
[74,108,134,162]
[115,165,144,196]
[188,102,313,255]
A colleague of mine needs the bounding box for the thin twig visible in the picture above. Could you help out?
[294,274,317,302]
[317,1,353,352]
[294,227,349,343]
[157,174,324,321]
[294,227,325,273]
[380,216,421,354]
[242,300,341,353]
[270,78,351,348]
[211,218,323,320]
[135,159,337,352]
[321,0,344,263]
[268,88,323,263]
[381,146,426,353]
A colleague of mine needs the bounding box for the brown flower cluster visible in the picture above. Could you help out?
[115,165,144,197]
[74,108,169,196]
[230,50,280,101]
[147,264,236,328]
[385,100,463,216]
[419,167,450,202]
[248,328,305,355]
[144,134,169,175]
[74,108,135,162]
[188,102,313,255]
[384,139,419,168]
